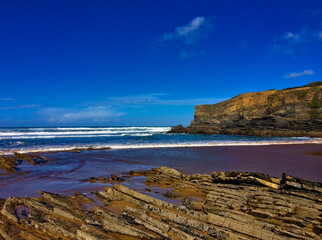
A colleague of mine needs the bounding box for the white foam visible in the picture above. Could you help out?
[0,127,170,139]
[54,127,170,131]
[0,130,155,136]
[8,141,25,146]
[0,133,157,140]
[1,140,321,155]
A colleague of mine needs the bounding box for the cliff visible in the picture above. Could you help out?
[169,81,322,137]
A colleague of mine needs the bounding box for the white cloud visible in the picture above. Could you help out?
[0,104,40,110]
[284,32,300,41]
[271,28,313,55]
[104,93,168,106]
[159,16,211,44]
[284,70,314,79]
[96,93,227,107]
[271,23,322,55]
[158,97,228,106]
[36,94,228,124]
[38,106,123,123]
[176,17,205,35]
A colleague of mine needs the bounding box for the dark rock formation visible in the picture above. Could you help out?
[0,153,51,172]
[1,166,321,239]
[0,156,19,172]
[84,174,125,183]
[169,81,322,137]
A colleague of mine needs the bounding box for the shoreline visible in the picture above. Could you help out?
[0,144,321,239]
[0,143,321,199]
[1,139,321,156]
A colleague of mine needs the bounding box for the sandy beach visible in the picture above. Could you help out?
[0,143,321,199]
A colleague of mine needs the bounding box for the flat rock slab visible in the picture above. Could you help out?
[0,166,321,239]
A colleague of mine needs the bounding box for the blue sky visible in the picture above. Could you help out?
[0,0,321,127]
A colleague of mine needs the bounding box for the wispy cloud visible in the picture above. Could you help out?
[38,106,123,123]
[317,31,322,39]
[284,32,301,41]
[159,16,212,44]
[301,9,322,18]
[157,97,228,106]
[271,29,309,55]
[0,98,16,101]
[96,93,227,107]
[284,70,314,79]
[179,50,205,59]
[33,94,228,124]
[0,104,40,110]
[271,10,322,56]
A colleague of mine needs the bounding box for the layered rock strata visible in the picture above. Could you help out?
[169,82,322,137]
[0,153,51,172]
[0,167,321,239]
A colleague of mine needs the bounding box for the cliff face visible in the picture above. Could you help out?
[170,82,322,137]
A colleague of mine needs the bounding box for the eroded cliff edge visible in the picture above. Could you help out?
[169,81,322,137]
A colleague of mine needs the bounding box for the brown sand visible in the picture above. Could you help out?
[0,144,321,198]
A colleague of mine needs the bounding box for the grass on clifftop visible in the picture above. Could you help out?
[283,81,322,90]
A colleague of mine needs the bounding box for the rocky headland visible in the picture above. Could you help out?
[0,166,321,239]
[169,81,322,137]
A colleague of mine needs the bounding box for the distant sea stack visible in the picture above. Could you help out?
[169,81,322,137]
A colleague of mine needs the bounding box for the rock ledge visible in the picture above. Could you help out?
[0,167,321,239]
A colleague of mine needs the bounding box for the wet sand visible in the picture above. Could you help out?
[0,144,321,198]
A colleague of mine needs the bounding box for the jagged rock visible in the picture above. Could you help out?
[189,174,213,183]
[211,171,280,189]
[248,209,274,218]
[14,153,50,165]
[182,197,204,211]
[169,124,186,133]
[281,173,322,193]
[77,224,110,240]
[169,81,322,137]
[0,153,51,172]
[153,166,182,179]
[86,177,100,183]
[85,174,125,183]
[110,175,125,182]
[0,167,321,239]
[72,192,95,203]
[163,191,180,199]
[86,176,109,183]
[0,156,18,172]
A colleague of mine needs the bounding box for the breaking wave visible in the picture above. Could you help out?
[0,127,170,139]
[0,126,321,155]
[1,140,321,155]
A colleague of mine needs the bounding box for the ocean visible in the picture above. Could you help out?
[1,126,321,155]
[1,126,322,198]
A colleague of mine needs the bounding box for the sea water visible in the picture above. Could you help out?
[1,126,321,155]
[1,126,322,198]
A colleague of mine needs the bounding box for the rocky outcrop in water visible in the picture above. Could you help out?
[0,153,51,172]
[0,166,321,239]
[169,82,322,137]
